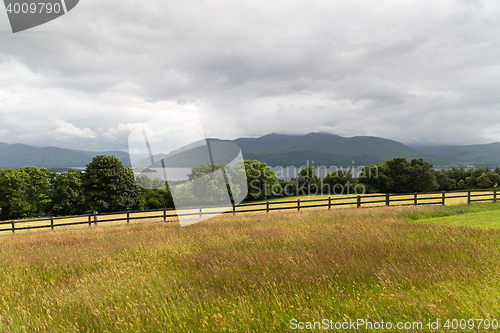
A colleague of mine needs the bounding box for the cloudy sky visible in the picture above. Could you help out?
[1,0,500,151]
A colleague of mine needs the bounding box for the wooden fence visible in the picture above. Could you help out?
[0,189,498,233]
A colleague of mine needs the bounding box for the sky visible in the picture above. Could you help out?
[1,0,500,151]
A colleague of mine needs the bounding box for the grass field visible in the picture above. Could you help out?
[0,203,500,332]
[415,202,500,229]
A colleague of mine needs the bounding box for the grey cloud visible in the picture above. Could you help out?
[1,0,500,150]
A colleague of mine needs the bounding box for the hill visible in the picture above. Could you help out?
[0,133,463,169]
[0,144,130,168]
[231,133,459,167]
[409,142,500,167]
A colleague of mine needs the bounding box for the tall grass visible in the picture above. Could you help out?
[0,205,499,332]
[402,201,500,220]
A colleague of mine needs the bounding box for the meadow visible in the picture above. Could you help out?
[0,203,499,332]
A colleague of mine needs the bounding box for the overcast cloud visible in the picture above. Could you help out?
[1,0,500,151]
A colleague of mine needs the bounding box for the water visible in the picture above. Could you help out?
[133,168,192,181]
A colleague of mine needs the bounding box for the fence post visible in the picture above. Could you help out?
[93,211,98,226]
[199,207,202,218]
[88,214,92,226]
[297,199,300,211]
[414,193,417,206]
[266,201,269,213]
[127,210,130,224]
[357,195,361,208]
[163,209,166,221]
[11,221,14,233]
[442,191,446,206]
[232,204,235,216]
[51,217,54,230]
[494,189,497,203]
[328,197,331,210]
[467,191,471,204]
[385,194,390,206]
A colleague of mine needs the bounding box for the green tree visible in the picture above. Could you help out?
[410,158,439,192]
[323,168,355,194]
[136,175,153,189]
[280,179,296,197]
[476,173,493,188]
[0,167,52,219]
[188,163,227,180]
[244,160,279,200]
[152,177,167,190]
[83,155,141,212]
[297,166,321,195]
[385,158,414,193]
[51,169,86,216]
[138,188,174,210]
[358,163,389,194]
[465,176,474,188]
[435,171,456,191]
[359,158,437,193]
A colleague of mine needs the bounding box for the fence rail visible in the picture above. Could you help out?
[1,189,498,234]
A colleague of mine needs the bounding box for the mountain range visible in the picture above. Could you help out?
[0,143,130,169]
[0,133,498,169]
[231,133,458,167]
[409,143,500,167]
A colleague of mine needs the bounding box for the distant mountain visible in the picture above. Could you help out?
[409,142,500,167]
[230,133,460,167]
[0,133,466,169]
[0,144,130,168]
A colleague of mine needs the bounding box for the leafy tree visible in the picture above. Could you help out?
[385,158,414,193]
[188,163,227,180]
[51,169,86,216]
[476,173,493,188]
[297,166,321,195]
[83,155,141,212]
[244,160,279,200]
[358,163,389,194]
[359,158,437,193]
[410,158,439,192]
[486,171,500,187]
[152,177,167,190]
[0,167,52,219]
[182,162,246,204]
[136,175,168,190]
[465,176,475,189]
[138,189,174,210]
[435,171,456,191]
[323,168,355,194]
[136,175,153,189]
[279,179,296,197]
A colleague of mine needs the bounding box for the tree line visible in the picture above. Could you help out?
[0,155,146,220]
[1,155,499,220]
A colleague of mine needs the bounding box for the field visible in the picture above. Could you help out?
[0,203,500,332]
